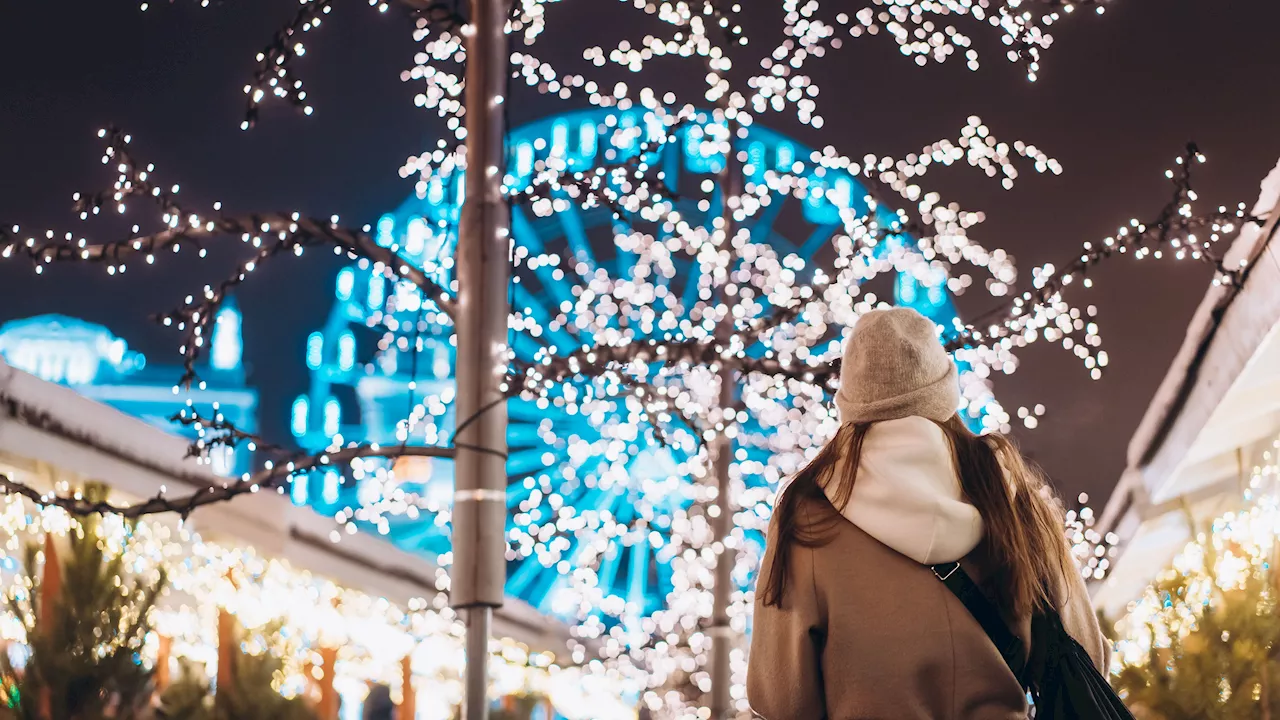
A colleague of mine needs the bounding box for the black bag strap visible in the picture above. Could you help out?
[931,562,1029,685]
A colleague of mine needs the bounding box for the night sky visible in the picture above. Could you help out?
[2,0,1279,507]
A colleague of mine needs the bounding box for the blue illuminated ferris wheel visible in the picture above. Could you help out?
[289,107,969,623]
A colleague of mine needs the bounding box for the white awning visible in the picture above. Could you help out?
[1093,158,1280,617]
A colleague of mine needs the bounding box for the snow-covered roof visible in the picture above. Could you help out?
[1093,157,1280,617]
[0,357,562,650]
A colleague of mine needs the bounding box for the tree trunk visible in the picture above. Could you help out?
[400,653,416,720]
[216,606,236,712]
[155,635,173,693]
[317,646,339,720]
[708,116,742,720]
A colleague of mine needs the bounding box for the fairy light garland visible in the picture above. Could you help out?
[0,127,459,520]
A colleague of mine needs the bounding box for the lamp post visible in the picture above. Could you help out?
[451,1,512,719]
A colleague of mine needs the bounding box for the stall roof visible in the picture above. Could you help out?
[1093,157,1280,616]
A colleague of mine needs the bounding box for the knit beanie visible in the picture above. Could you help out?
[835,307,960,425]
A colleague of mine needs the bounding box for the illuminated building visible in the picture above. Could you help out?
[0,300,257,476]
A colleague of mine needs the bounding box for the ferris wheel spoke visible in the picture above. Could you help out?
[532,487,626,613]
[511,205,546,254]
[654,549,674,611]
[799,223,840,259]
[386,517,446,547]
[506,479,540,509]
[515,268,577,335]
[611,222,639,280]
[506,398,577,424]
[504,419,547,448]
[506,553,547,599]
[748,190,788,246]
[511,331,550,365]
[626,536,651,610]
[506,447,560,477]
[596,538,626,600]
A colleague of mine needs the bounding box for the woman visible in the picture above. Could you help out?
[747,307,1108,720]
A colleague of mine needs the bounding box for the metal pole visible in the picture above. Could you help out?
[452,0,510,718]
[464,608,493,718]
[708,117,741,720]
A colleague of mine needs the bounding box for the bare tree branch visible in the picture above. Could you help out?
[1,128,455,388]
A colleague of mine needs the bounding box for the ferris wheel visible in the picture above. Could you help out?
[289,106,984,626]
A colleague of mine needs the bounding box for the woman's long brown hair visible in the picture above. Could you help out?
[759,415,1074,620]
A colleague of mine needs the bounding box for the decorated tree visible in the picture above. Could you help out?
[1113,464,1280,718]
[0,1,1271,718]
[1118,561,1280,718]
[0,485,165,720]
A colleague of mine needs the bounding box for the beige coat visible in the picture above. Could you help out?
[746,493,1109,720]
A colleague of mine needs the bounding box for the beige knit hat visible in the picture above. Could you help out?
[835,307,960,425]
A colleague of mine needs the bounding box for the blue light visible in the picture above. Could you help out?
[406,217,429,257]
[338,332,356,373]
[579,120,598,161]
[335,267,355,302]
[776,141,795,169]
[683,120,723,173]
[306,332,324,370]
[210,305,243,372]
[428,177,446,205]
[552,120,569,156]
[0,315,146,385]
[644,113,664,143]
[290,475,308,506]
[291,396,309,437]
[515,142,535,181]
[747,141,767,179]
[618,112,639,154]
[368,277,385,311]
[322,469,341,505]
[896,273,917,305]
[323,398,341,437]
[376,215,395,248]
